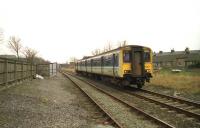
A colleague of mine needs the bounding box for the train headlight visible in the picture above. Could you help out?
[145,69,150,73]
[124,70,131,74]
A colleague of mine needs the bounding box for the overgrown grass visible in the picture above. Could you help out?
[148,68,200,93]
[61,68,75,73]
[158,68,200,76]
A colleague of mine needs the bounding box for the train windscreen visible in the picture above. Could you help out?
[144,52,150,62]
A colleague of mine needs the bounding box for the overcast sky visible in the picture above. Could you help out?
[0,0,200,63]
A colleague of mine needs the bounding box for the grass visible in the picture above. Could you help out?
[148,68,200,94]
[61,67,75,73]
[0,115,10,126]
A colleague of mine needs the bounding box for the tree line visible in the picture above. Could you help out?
[68,40,128,63]
[0,28,48,64]
[91,40,128,56]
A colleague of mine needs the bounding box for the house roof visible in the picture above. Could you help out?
[0,55,16,59]
[153,50,200,62]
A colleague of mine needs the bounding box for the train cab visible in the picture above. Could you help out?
[122,46,153,88]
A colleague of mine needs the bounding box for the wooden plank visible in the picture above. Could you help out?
[4,59,8,85]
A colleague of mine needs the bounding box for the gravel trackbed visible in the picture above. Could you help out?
[0,73,110,128]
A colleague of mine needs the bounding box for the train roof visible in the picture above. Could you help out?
[77,45,151,61]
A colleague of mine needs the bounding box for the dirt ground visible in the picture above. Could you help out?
[0,73,110,128]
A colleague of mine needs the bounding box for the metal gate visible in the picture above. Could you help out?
[36,63,58,77]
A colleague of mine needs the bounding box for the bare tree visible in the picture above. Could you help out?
[122,40,127,47]
[117,42,122,48]
[118,40,128,47]
[185,47,190,54]
[107,41,112,51]
[92,48,101,55]
[102,41,113,52]
[103,46,108,52]
[23,47,38,63]
[34,57,49,64]
[69,57,77,62]
[8,36,22,59]
[170,48,175,53]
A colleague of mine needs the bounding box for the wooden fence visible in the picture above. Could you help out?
[0,57,36,86]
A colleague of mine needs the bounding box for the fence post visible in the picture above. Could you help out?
[25,63,27,79]
[52,64,53,76]
[21,62,23,80]
[56,63,57,75]
[35,64,36,76]
[30,63,32,79]
[4,59,8,85]
[14,61,16,82]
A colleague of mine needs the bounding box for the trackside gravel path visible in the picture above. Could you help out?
[0,73,109,128]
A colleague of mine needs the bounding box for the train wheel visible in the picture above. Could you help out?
[137,81,144,89]
[137,84,143,89]
[136,79,144,88]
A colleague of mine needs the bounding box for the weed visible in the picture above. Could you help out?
[149,68,200,93]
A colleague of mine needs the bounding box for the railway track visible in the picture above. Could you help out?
[62,72,174,128]
[74,72,200,121]
[64,71,200,128]
[125,88,200,120]
[138,88,200,108]
[62,73,122,128]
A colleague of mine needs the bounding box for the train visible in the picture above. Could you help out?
[75,45,153,88]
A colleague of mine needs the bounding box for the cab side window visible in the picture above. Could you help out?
[123,51,131,62]
[144,52,150,62]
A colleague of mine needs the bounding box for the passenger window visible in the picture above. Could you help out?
[144,52,150,62]
[123,51,131,62]
[101,57,104,66]
[87,60,91,66]
[104,56,112,66]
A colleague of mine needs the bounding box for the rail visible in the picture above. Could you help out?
[125,89,200,120]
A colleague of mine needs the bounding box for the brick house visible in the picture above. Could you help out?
[153,50,200,68]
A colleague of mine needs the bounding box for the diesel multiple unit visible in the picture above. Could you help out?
[75,45,153,88]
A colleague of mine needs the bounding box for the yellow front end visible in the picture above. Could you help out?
[122,63,132,75]
[145,62,153,74]
[118,48,132,78]
[144,48,153,74]
[116,46,153,87]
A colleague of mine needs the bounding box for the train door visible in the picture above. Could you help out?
[112,54,119,77]
[91,59,93,73]
[76,62,78,71]
[132,50,144,76]
[85,60,87,72]
[112,54,115,77]
[101,56,104,74]
[80,61,82,71]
